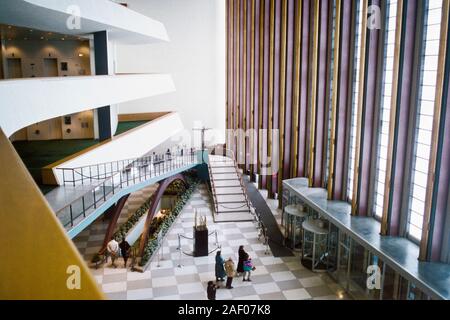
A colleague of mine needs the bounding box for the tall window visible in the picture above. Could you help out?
[407,0,442,241]
[326,0,336,184]
[348,2,364,201]
[374,1,398,219]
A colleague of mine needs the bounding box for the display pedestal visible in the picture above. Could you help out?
[193,227,208,257]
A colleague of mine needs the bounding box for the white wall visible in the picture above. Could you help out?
[2,40,91,78]
[115,0,226,147]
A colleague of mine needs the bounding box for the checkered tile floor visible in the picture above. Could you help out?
[74,184,350,300]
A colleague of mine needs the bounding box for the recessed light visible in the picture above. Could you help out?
[78,53,84,57]
[61,38,65,41]
[7,25,12,29]
[40,36,44,40]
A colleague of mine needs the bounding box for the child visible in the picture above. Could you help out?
[207,281,217,300]
[243,258,253,282]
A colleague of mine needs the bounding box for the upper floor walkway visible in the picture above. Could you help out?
[46,148,201,238]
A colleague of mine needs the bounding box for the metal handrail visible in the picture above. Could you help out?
[206,163,219,214]
[207,147,254,214]
[55,150,198,229]
[58,147,196,186]
[218,148,253,210]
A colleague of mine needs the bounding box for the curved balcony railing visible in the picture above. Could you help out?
[55,148,197,230]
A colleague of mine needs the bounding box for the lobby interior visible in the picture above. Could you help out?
[1,0,450,301]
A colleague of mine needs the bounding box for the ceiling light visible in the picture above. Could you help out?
[61,38,65,41]
[7,25,12,29]
[40,36,44,40]
[29,29,33,32]
[78,53,84,57]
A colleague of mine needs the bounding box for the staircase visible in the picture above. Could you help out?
[208,152,254,222]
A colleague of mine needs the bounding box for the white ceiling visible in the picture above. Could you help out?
[0,0,169,44]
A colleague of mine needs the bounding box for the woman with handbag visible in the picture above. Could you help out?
[237,245,249,276]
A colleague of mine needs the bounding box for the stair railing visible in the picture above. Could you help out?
[54,148,198,230]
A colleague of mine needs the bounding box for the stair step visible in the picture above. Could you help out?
[217,205,250,212]
[211,169,237,174]
[213,176,239,182]
[215,194,247,203]
[213,180,242,187]
[216,210,251,214]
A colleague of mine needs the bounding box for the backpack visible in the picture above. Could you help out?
[243,260,253,271]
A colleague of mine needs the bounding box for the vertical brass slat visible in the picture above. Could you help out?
[267,0,275,196]
[308,0,321,187]
[327,0,342,199]
[381,0,403,234]
[419,0,449,259]
[290,0,302,178]
[278,0,288,199]
[351,0,368,215]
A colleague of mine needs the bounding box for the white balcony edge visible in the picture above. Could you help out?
[0,0,169,43]
[0,74,176,137]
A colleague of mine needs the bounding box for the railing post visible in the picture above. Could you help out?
[82,197,86,218]
[89,166,92,184]
[72,170,75,187]
[69,205,74,227]
[93,189,97,209]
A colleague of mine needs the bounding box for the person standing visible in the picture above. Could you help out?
[107,238,119,268]
[243,257,253,282]
[215,251,226,282]
[119,238,131,268]
[207,281,217,300]
[237,245,249,276]
[224,257,236,289]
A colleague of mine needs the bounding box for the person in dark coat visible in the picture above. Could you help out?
[207,281,217,300]
[215,251,226,282]
[237,245,249,275]
[119,239,131,268]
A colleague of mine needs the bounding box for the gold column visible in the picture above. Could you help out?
[278,0,288,200]
[242,0,247,167]
[267,0,275,196]
[327,0,342,199]
[258,0,265,188]
[236,0,241,155]
[308,0,320,187]
[250,0,256,177]
[290,0,302,178]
